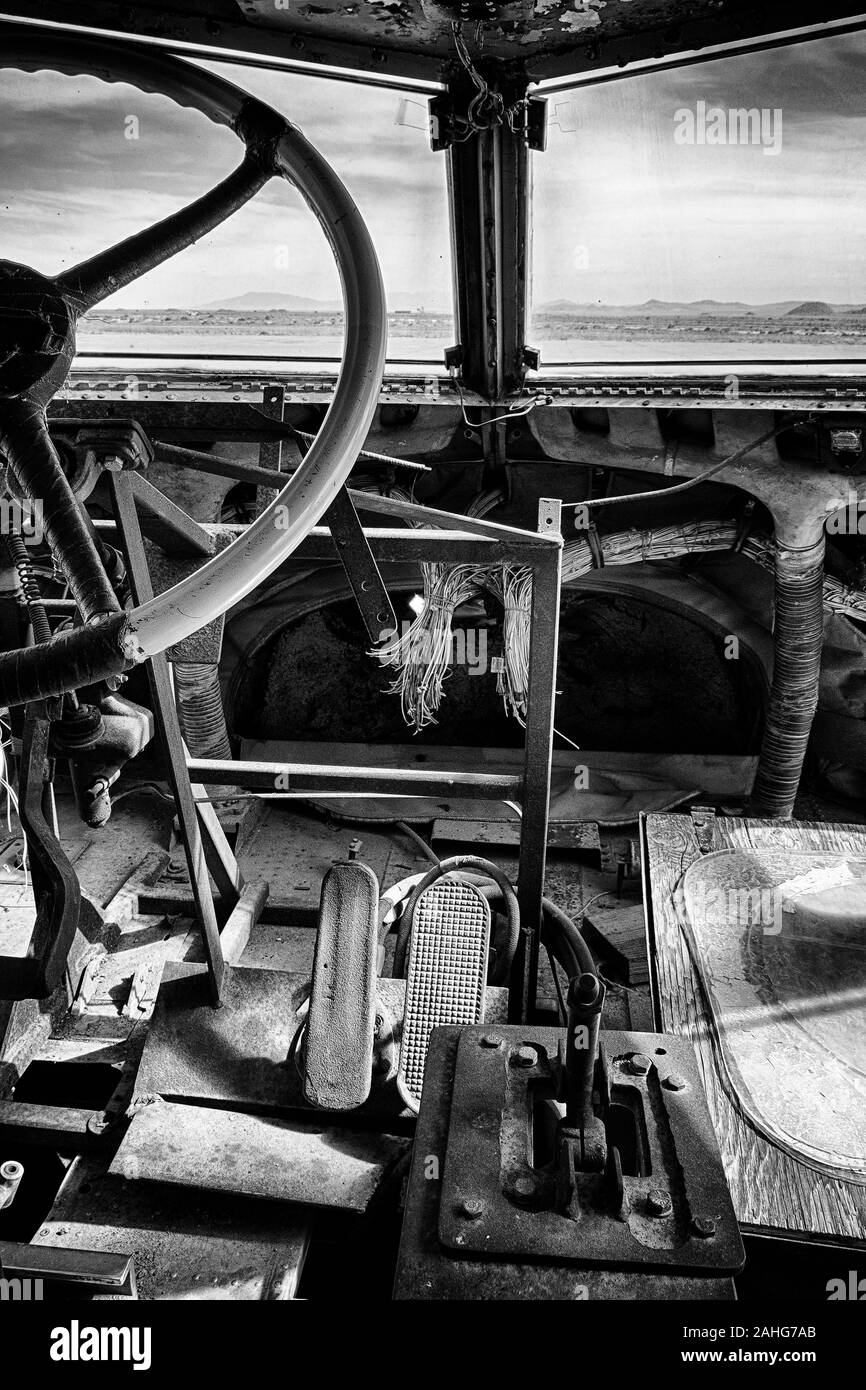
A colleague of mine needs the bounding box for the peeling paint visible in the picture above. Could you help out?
[561,0,605,32]
[120,621,146,665]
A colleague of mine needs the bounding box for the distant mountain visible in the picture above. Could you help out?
[538,298,590,313]
[197,290,449,314]
[783,300,836,316]
[200,291,342,313]
[535,297,861,318]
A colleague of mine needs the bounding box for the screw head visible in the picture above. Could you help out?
[513,1175,537,1207]
[692,1215,717,1239]
[480,1033,502,1049]
[460,1197,484,1221]
[511,1045,538,1069]
[664,1073,688,1092]
[629,1053,652,1076]
[646,1188,673,1218]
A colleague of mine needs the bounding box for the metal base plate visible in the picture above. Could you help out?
[111,1100,408,1214]
[35,1154,310,1299]
[394,1027,737,1300]
[437,1025,744,1273]
[135,961,304,1110]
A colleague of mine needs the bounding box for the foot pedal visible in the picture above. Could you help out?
[397,879,489,1111]
[303,861,379,1111]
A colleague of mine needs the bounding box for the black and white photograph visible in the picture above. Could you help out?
[0,0,863,1361]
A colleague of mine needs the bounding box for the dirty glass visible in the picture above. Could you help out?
[0,61,453,362]
[530,30,866,364]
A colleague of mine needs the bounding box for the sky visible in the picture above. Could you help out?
[533,29,866,306]
[0,58,453,312]
[0,29,865,313]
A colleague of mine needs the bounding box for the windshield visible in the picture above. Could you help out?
[530,30,866,366]
[0,61,453,364]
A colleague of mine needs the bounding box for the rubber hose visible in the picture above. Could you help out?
[751,534,825,818]
[393,855,520,980]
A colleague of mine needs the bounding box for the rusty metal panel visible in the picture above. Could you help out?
[432,817,601,852]
[110,1099,409,1213]
[135,962,304,1109]
[395,1027,737,1299]
[35,1155,310,1299]
[437,1025,744,1272]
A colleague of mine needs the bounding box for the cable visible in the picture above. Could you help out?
[393,854,520,980]
[394,819,440,866]
[559,418,810,512]
[290,429,431,475]
[452,373,551,430]
[546,942,568,1022]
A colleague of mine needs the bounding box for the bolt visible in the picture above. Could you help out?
[511,1045,538,1069]
[513,1175,537,1207]
[86,1113,110,1137]
[0,1161,23,1183]
[664,1073,688,1092]
[646,1188,673,1218]
[460,1197,484,1220]
[628,1053,652,1077]
[692,1215,717,1239]
[480,1033,502,1048]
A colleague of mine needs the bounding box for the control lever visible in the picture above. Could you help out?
[556,970,607,1217]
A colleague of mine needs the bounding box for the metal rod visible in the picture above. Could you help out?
[512,517,563,1023]
[109,471,227,1003]
[186,757,522,800]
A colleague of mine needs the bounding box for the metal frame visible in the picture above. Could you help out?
[108,469,245,1003]
[100,444,561,1020]
[4,4,865,86]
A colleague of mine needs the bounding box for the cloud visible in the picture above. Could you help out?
[0,58,453,310]
[3,28,864,315]
[534,30,866,305]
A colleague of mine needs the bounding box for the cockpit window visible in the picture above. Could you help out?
[0,63,453,364]
[530,30,866,367]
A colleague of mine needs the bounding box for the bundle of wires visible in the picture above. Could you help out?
[373,478,866,734]
[374,488,512,731]
[376,559,489,730]
[563,519,866,621]
[484,564,533,723]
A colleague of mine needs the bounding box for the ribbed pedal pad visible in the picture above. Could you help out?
[397,879,489,1111]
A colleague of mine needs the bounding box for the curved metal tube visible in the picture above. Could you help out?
[127,124,386,660]
[0,26,387,700]
[392,855,520,980]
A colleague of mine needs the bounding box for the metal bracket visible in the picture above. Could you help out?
[323,487,397,643]
[690,805,718,854]
[429,93,546,152]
